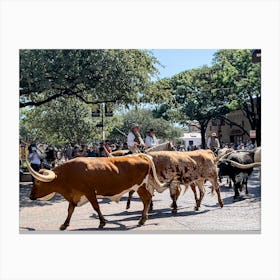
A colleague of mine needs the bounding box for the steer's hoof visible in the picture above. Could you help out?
[138,218,147,227]
[194,206,199,211]
[59,224,68,231]
[172,208,177,214]
[98,221,106,229]
[126,205,130,210]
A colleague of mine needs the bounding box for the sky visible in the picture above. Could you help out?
[150,49,218,79]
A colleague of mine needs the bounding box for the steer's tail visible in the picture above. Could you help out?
[138,154,173,193]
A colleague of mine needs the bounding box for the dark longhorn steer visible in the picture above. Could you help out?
[216,148,234,187]
[218,151,260,201]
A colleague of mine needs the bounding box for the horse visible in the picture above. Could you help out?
[145,142,176,153]
[110,142,175,157]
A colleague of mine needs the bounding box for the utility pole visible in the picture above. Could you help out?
[101,102,105,141]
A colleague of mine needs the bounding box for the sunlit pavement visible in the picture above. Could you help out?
[19,168,261,233]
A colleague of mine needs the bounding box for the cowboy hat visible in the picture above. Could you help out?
[131,123,139,129]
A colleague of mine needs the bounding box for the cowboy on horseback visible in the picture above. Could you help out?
[127,123,146,154]
[145,128,159,148]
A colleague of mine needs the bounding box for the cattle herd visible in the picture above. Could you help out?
[25,145,261,230]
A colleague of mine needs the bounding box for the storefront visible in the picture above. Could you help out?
[229,129,244,144]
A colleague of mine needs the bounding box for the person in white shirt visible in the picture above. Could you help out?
[28,145,42,183]
[207,132,220,151]
[127,123,145,153]
[145,129,159,148]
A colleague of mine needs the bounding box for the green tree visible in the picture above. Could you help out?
[153,50,261,147]
[108,109,183,142]
[20,98,100,145]
[213,49,261,145]
[167,66,230,148]
[20,49,159,108]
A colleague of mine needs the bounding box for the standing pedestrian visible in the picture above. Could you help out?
[28,144,42,183]
[207,132,220,151]
[105,140,112,153]
[65,144,74,160]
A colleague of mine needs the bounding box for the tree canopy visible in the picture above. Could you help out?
[19,49,261,147]
[108,109,183,143]
[152,49,261,146]
[213,49,261,144]
[20,49,159,108]
[20,98,97,144]
[20,101,182,145]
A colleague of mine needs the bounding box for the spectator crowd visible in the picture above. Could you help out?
[19,141,128,170]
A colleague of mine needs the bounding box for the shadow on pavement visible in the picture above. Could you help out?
[210,169,261,207]
[101,207,209,221]
[72,221,140,231]
[19,226,36,231]
[81,207,210,231]
[98,196,142,204]
[19,183,65,209]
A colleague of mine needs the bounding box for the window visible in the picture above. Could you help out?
[236,136,243,144]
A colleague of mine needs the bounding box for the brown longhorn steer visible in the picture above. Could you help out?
[27,153,171,230]
[126,150,223,213]
[179,150,223,211]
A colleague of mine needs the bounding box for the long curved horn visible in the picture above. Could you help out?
[216,150,235,161]
[25,149,56,182]
[103,146,113,157]
[217,149,255,162]
[221,159,261,169]
[38,192,56,201]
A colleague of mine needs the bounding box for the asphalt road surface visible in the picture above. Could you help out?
[19,168,261,233]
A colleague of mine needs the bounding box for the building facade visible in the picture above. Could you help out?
[206,110,252,145]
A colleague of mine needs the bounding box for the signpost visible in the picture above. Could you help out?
[92,102,113,141]
[250,130,256,138]
[252,49,261,63]
[92,104,101,117]
[105,103,113,117]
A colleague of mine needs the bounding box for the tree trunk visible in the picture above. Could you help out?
[200,121,208,149]
[242,95,261,146]
[256,96,261,146]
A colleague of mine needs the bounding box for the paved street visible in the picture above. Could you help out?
[19,168,261,233]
